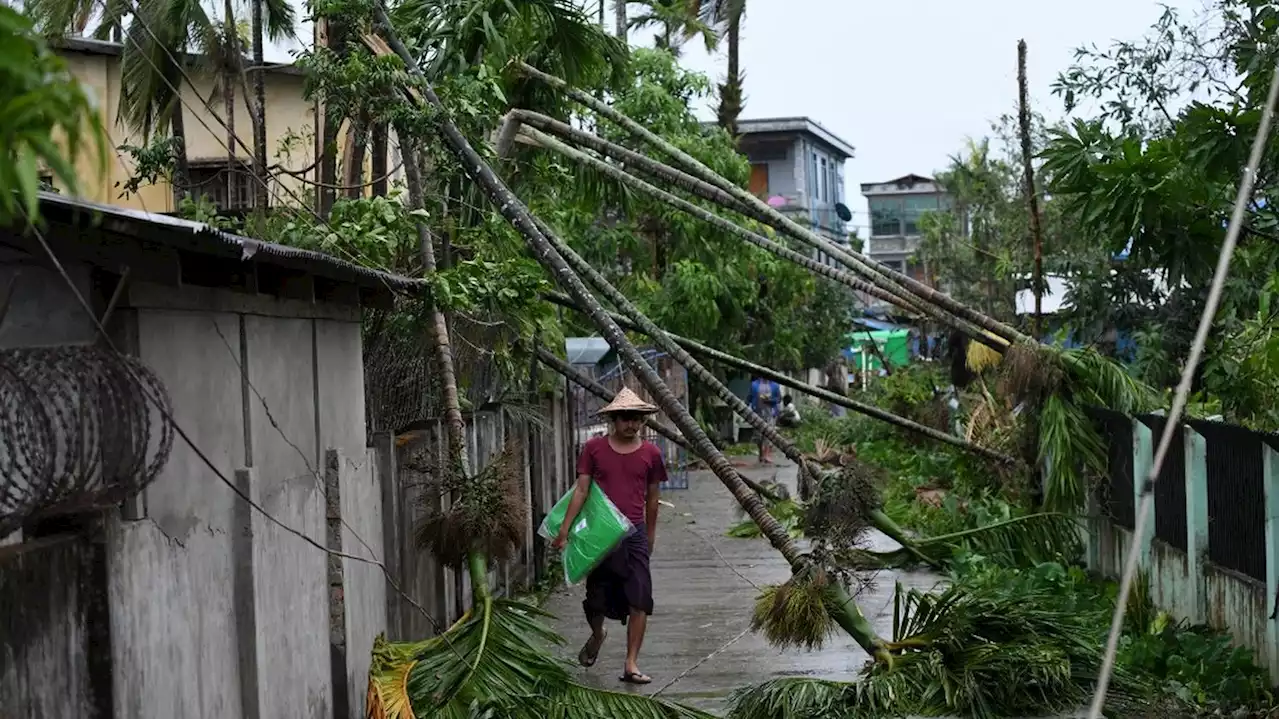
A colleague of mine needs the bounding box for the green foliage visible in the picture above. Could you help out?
[0,6,105,222]
[1043,0,1278,430]
[372,598,713,719]
[524,48,854,373]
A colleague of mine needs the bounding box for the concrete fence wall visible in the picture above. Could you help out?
[1084,415,1279,684]
[0,275,576,719]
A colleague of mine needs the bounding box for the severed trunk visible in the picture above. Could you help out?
[365,22,889,660]
[516,63,1028,347]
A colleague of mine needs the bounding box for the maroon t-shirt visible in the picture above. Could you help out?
[577,436,668,526]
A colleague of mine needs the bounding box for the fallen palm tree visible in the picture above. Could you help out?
[362,23,1159,717]
[504,113,1005,351]
[514,62,1028,348]
[542,290,1014,465]
[503,68,1158,513]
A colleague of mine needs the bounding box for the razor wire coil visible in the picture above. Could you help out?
[0,345,174,536]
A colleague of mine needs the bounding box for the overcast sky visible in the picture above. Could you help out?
[659,0,1204,236]
[269,0,1203,233]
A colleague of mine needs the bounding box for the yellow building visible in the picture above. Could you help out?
[53,37,395,214]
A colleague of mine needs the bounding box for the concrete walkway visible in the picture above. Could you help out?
[542,459,943,715]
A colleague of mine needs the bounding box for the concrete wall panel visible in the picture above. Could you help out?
[244,315,329,719]
[110,309,244,719]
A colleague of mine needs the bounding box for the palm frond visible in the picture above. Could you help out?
[259,0,297,42]
[840,512,1084,571]
[913,512,1084,568]
[369,598,714,719]
[726,677,861,719]
[1039,393,1106,511]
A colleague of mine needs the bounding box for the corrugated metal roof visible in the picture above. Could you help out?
[37,192,425,293]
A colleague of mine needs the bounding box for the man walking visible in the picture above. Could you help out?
[553,387,666,685]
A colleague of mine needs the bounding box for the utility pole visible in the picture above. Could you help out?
[1017,39,1045,339]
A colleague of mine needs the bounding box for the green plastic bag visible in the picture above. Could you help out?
[539,483,635,585]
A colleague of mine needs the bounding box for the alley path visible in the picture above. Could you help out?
[541,458,943,715]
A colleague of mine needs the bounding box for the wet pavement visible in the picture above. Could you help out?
[542,458,944,715]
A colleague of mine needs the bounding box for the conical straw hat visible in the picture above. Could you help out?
[596,387,659,415]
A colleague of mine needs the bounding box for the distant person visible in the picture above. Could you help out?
[778,395,801,428]
[825,355,849,418]
[747,376,781,463]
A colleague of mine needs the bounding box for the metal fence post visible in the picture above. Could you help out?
[1132,418,1155,567]
[1262,442,1278,685]
[1184,425,1209,626]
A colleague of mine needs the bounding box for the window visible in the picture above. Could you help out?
[869,197,903,237]
[748,163,769,197]
[903,195,940,236]
[819,156,828,203]
[809,151,818,202]
[884,259,906,274]
[188,160,254,212]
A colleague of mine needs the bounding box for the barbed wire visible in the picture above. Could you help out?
[19,212,462,659]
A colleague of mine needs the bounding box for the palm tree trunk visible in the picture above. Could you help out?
[366,22,887,660]
[716,10,741,136]
[613,0,626,38]
[508,109,995,341]
[402,141,486,596]
[515,62,1029,346]
[371,122,388,197]
[517,122,1006,351]
[171,103,191,205]
[223,0,238,212]
[251,0,269,216]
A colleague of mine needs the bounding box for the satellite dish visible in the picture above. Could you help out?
[834,202,853,222]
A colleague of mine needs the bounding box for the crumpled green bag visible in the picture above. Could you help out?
[538,483,634,585]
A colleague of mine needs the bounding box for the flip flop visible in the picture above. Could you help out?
[577,631,605,667]
[619,671,652,685]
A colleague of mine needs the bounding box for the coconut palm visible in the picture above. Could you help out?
[118,0,221,198]
[26,0,130,40]
[247,0,296,212]
[626,0,717,58]
[696,0,745,136]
